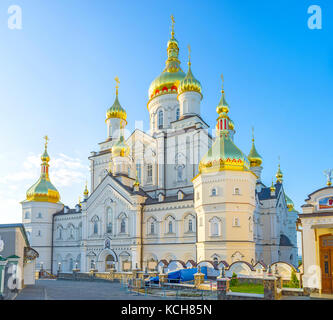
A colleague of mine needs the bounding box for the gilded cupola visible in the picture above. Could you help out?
[106,77,127,123]
[112,134,130,157]
[26,136,60,203]
[248,128,263,167]
[178,45,202,97]
[198,76,250,174]
[276,160,283,183]
[148,15,186,100]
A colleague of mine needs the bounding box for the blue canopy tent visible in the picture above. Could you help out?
[148,267,208,284]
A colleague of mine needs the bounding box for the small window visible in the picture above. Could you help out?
[211,188,217,196]
[121,218,126,233]
[37,212,42,219]
[24,212,30,219]
[158,110,163,129]
[233,217,240,227]
[37,230,42,237]
[176,108,180,120]
[147,164,152,183]
[93,221,98,234]
[168,221,173,233]
[177,166,183,182]
[234,188,240,195]
[136,164,142,183]
[189,219,193,232]
[212,222,219,236]
[150,222,155,234]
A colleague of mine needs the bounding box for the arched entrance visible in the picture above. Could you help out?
[320,234,333,293]
[105,255,115,271]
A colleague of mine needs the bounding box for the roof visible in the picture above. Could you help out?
[304,186,333,201]
[0,223,30,247]
[257,182,282,200]
[145,193,194,205]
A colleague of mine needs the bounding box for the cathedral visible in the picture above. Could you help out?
[21,18,298,274]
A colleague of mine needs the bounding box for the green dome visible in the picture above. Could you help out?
[106,95,127,123]
[26,177,60,203]
[284,193,294,211]
[199,132,250,174]
[248,142,263,167]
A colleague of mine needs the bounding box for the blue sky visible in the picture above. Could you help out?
[0,1,332,254]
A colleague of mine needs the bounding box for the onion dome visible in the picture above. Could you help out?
[106,77,127,123]
[284,193,294,211]
[270,179,276,193]
[198,77,250,174]
[26,136,60,203]
[111,134,130,157]
[148,16,186,100]
[248,128,263,167]
[276,162,283,183]
[178,45,202,98]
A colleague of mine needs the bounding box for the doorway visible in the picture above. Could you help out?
[105,255,114,271]
[320,235,333,294]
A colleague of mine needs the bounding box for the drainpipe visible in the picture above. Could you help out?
[140,204,144,270]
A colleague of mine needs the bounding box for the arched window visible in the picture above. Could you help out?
[136,163,142,183]
[69,258,74,271]
[189,219,193,232]
[93,221,98,234]
[210,217,220,236]
[213,257,219,267]
[150,222,155,234]
[57,227,62,240]
[168,221,173,233]
[158,110,163,129]
[176,108,180,120]
[211,188,217,196]
[213,222,219,236]
[24,212,30,219]
[107,208,113,233]
[121,218,126,233]
[37,212,42,219]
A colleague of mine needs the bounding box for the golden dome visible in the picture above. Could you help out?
[248,130,263,167]
[106,77,127,123]
[276,162,283,183]
[178,45,202,97]
[26,136,60,203]
[228,119,235,131]
[83,181,89,199]
[112,135,130,157]
[148,16,186,100]
[270,179,276,193]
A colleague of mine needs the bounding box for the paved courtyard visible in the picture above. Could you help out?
[15,279,162,300]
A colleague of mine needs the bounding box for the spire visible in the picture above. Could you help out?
[83,181,89,200]
[164,15,182,73]
[26,136,60,203]
[248,127,263,167]
[106,77,127,123]
[276,157,283,184]
[270,179,276,196]
[178,45,202,96]
[215,75,232,134]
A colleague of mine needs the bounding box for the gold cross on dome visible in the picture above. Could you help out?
[44,135,49,148]
[171,15,175,37]
[221,73,224,91]
[188,44,191,62]
[115,76,120,95]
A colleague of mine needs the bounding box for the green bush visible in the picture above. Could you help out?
[230,272,238,286]
[288,270,300,288]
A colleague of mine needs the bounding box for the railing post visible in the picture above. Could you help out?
[216,267,230,300]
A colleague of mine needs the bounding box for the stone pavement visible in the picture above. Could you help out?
[15,279,163,300]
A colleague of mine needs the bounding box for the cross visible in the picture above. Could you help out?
[188,44,191,64]
[44,135,49,148]
[324,169,333,185]
[252,126,255,142]
[171,15,175,37]
[115,76,120,95]
[221,73,224,91]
